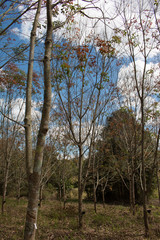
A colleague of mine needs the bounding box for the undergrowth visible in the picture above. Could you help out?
[1,195,160,240]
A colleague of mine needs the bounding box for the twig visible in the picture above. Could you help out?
[0,110,26,128]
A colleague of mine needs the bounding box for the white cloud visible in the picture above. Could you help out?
[11,0,117,42]
[117,60,160,124]
[12,0,160,61]
[12,0,46,40]
[10,98,25,121]
[0,97,42,125]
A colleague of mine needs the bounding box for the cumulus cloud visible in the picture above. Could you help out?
[10,98,25,121]
[118,60,159,96]
[48,118,103,153]
[0,97,42,125]
[11,0,118,42]
[117,60,160,125]
[10,0,160,62]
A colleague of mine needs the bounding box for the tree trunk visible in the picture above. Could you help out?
[63,181,66,209]
[24,0,52,239]
[131,167,135,215]
[129,162,135,215]
[24,173,40,240]
[102,189,105,209]
[141,98,149,237]
[17,180,21,204]
[78,144,83,228]
[93,183,97,213]
[129,175,133,213]
[155,128,160,204]
[1,160,9,214]
[58,183,62,202]
[156,129,160,204]
[24,1,42,238]
[157,172,160,205]
[39,184,43,207]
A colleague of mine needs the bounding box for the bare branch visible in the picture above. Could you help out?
[0,110,25,128]
[0,1,39,36]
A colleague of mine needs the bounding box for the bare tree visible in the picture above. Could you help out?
[114,0,160,236]
[0,64,26,213]
[53,32,116,226]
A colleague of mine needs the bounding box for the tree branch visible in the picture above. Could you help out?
[0,110,26,128]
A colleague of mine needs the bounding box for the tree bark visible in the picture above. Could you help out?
[39,184,43,207]
[24,1,42,238]
[141,98,149,237]
[157,172,160,205]
[78,144,83,228]
[24,0,42,178]
[93,183,97,213]
[131,166,135,215]
[63,181,66,209]
[129,168,132,213]
[129,161,135,215]
[24,173,40,240]
[24,0,52,239]
[17,179,22,204]
[102,189,105,209]
[155,128,160,204]
[1,159,9,214]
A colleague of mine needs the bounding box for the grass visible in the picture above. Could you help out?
[1,195,160,240]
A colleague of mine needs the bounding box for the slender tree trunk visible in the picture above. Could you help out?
[132,118,137,215]
[129,171,135,215]
[129,178,133,212]
[1,159,9,214]
[129,161,135,215]
[128,165,132,213]
[58,183,62,202]
[156,171,160,205]
[17,180,21,204]
[24,1,42,238]
[78,144,83,228]
[157,172,160,205]
[62,155,66,209]
[155,128,160,204]
[93,183,97,213]
[101,175,109,209]
[39,184,43,207]
[92,140,97,213]
[141,98,149,237]
[131,167,135,215]
[63,181,66,209]
[102,188,105,209]
[24,1,52,239]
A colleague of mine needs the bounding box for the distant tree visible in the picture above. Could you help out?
[52,32,117,226]
[11,146,26,202]
[39,142,57,207]
[0,62,26,213]
[113,0,160,235]
[94,109,157,206]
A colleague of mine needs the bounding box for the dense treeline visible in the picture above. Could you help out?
[85,109,158,205]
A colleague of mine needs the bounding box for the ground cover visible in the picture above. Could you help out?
[1,196,160,240]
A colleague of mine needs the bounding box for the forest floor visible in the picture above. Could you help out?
[1,195,160,240]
